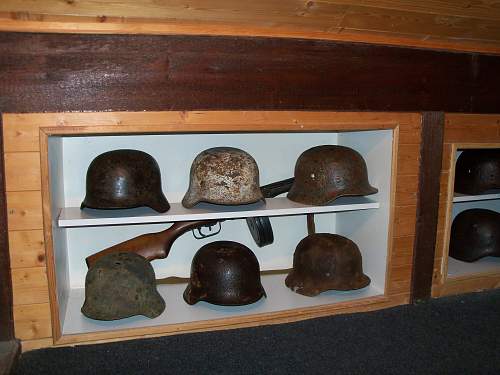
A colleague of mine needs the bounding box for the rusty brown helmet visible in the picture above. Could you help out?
[285,233,370,296]
[183,241,266,306]
[81,252,165,320]
[449,209,500,262]
[454,149,500,195]
[81,149,170,213]
[182,147,263,208]
[287,145,378,206]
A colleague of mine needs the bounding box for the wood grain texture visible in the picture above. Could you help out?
[6,191,43,231]
[4,152,41,191]
[13,303,52,340]
[0,114,15,341]
[1,32,500,114]
[11,267,49,306]
[8,230,45,269]
[1,1,500,53]
[410,112,444,302]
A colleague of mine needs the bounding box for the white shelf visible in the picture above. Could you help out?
[58,196,380,228]
[453,192,500,203]
[62,273,382,335]
[447,256,500,278]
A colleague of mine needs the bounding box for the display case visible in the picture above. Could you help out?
[432,114,500,297]
[3,111,421,349]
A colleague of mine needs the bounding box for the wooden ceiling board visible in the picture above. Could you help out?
[0,0,500,53]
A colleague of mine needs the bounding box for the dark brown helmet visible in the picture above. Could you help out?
[287,145,378,206]
[182,147,263,208]
[449,208,500,262]
[285,233,370,296]
[81,149,170,213]
[183,241,266,306]
[81,252,165,321]
[454,149,500,195]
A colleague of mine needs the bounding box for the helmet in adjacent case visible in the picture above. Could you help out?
[287,145,378,206]
[81,252,166,320]
[285,233,370,296]
[81,149,170,213]
[449,208,500,262]
[182,147,263,208]
[454,149,500,195]
[183,241,266,306]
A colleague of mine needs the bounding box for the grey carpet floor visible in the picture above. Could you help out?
[15,289,500,375]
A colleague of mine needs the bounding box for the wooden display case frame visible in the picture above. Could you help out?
[432,114,500,297]
[3,111,421,350]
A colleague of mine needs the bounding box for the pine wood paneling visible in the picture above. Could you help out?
[393,205,417,237]
[4,152,41,191]
[394,174,418,206]
[1,1,500,53]
[6,191,43,231]
[11,267,49,305]
[397,145,420,176]
[13,303,52,340]
[9,230,46,268]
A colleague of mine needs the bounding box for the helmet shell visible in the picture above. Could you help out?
[183,241,266,306]
[285,233,370,296]
[81,149,170,213]
[449,208,500,262]
[454,149,500,195]
[82,252,165,320]
[287,145,377,206]
[182,147,263,208]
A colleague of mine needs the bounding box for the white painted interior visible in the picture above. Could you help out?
[46,130,394,336]
[62,274,383,335]
[58,196,379,227]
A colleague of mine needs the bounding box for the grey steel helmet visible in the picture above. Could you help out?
[81,252,165,320]
[287,145,378,206]
[285,233,370,296]
[183,241,266,306]
[182,147,264,208]
[81,149,170,213]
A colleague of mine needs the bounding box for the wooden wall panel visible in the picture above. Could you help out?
[0,32,499,114]
[9,230,45,269]
[6,191,43,231]
[4,152,41,191]
[11,267,49,305]
[13,303,52,340]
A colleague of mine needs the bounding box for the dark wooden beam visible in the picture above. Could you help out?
[0,32,498,113]
[0,113,19,375]
[0,115,14,342]
[411,112,445,302]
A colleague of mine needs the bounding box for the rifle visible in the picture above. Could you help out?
[85,219,217,267]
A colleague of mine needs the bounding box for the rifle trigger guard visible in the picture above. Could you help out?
[192,221,222,240]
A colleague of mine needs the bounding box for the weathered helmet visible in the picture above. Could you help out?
[454,149,500,195]
[82,252,165,320]
[287,145,378,206]
[183,241,266,306]
[182,147,263,208]
[81,149,170,213]
[285,233,370,296]
[449,208,500,262]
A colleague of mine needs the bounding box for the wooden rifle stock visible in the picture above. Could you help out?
[85,219,217,267]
